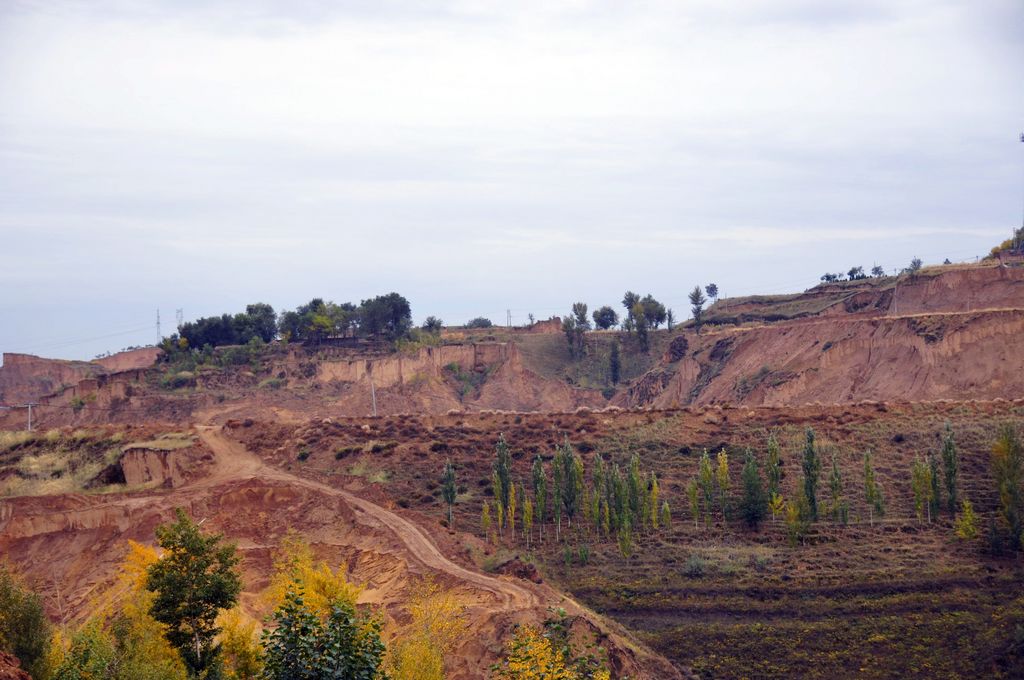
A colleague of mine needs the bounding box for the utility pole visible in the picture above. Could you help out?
[156,309,162,345]
[892,274,899,317]
[1017,132,1024,251]
[23,402,37,431]
[368,365,377,417]
[506,309,512,328]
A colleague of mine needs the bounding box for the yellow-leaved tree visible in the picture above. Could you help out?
[260,532,388,680]
[387,576,469,680]
[490,625,611,680]
[491,626,576,680]
[49,540,188,680]
[263,531,362,617]
[217,607,263,680]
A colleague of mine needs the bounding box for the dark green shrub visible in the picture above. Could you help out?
[684,554,707,578]
[0,567,51,678]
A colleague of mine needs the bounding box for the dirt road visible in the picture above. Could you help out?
[193,425,541,611]
[0,424,683,678]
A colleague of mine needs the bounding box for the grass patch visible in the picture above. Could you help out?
[0,430,38,453]
[122,433,195,451]
[348,459,389,484]
[1,432,124,498]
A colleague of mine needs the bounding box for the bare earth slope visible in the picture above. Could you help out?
[621,262,1024,408]
[1,260,1022,677]
[0,423,680,679]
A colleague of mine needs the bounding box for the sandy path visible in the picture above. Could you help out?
[193,426,540,611]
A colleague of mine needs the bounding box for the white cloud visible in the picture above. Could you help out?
[0,0,1021,357]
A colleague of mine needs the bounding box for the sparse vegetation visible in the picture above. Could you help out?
[258,377,285,390]
[688,286,706,334]
[6,248,1024,680]
[0,429,172,497]
[0,566,51,678]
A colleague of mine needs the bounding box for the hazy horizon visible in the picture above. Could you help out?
[2,0,1022,362]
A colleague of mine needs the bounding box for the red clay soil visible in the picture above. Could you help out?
[0,652,29,680]
[620,307,1024,408]
[0,423,681,680]
[0,347,160,406]
[93,347,162,372]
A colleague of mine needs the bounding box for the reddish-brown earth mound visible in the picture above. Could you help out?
[0,652,30,680]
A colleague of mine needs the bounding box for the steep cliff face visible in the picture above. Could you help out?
[0,348,159,405]
[313,343,512,389]
[0,353,102,404]
[305,342,602,416]
[1,341,605,429]
[7,263,1020,425]
[704,263,1024,326]
[94,347,161,372]
[621,307,1024,408]
[618,262,1024,405]
[889,264,1024,314]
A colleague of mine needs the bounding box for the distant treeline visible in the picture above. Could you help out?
[168,294,413,350]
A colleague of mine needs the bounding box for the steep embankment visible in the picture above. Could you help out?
[1,342,605,429]
[306,342,603,415]
[0,423,681,679]
[0,354,103,404]
[703,262,1024,325]
[0,349,161,404]
[5,262,1021,429]
[622,263,1024,408]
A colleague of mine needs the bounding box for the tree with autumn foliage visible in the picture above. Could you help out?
[490,625,610,680]
[260,534,386,680]
[991,423,1024,548]
[491,625,577,680]
[387,576,469,680]
[51,541,189,680]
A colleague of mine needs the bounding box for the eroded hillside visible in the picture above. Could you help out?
[620,262,1024,408]
[3,263,1020,433]
[0,423,680,679]
[1,259,1023,678]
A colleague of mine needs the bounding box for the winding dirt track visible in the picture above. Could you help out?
[0,426,683,678]
[193,426,540,612]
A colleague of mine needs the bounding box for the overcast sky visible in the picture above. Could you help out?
[1,0,1021,362]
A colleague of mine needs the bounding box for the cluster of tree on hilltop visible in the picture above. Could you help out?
[164,293,414,352]
[562,284,717,356]
[820,264,888,283]
[820,256,935,283]
[173,303,279,349]
[988,226,1024,258]
[277,294,411,343]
